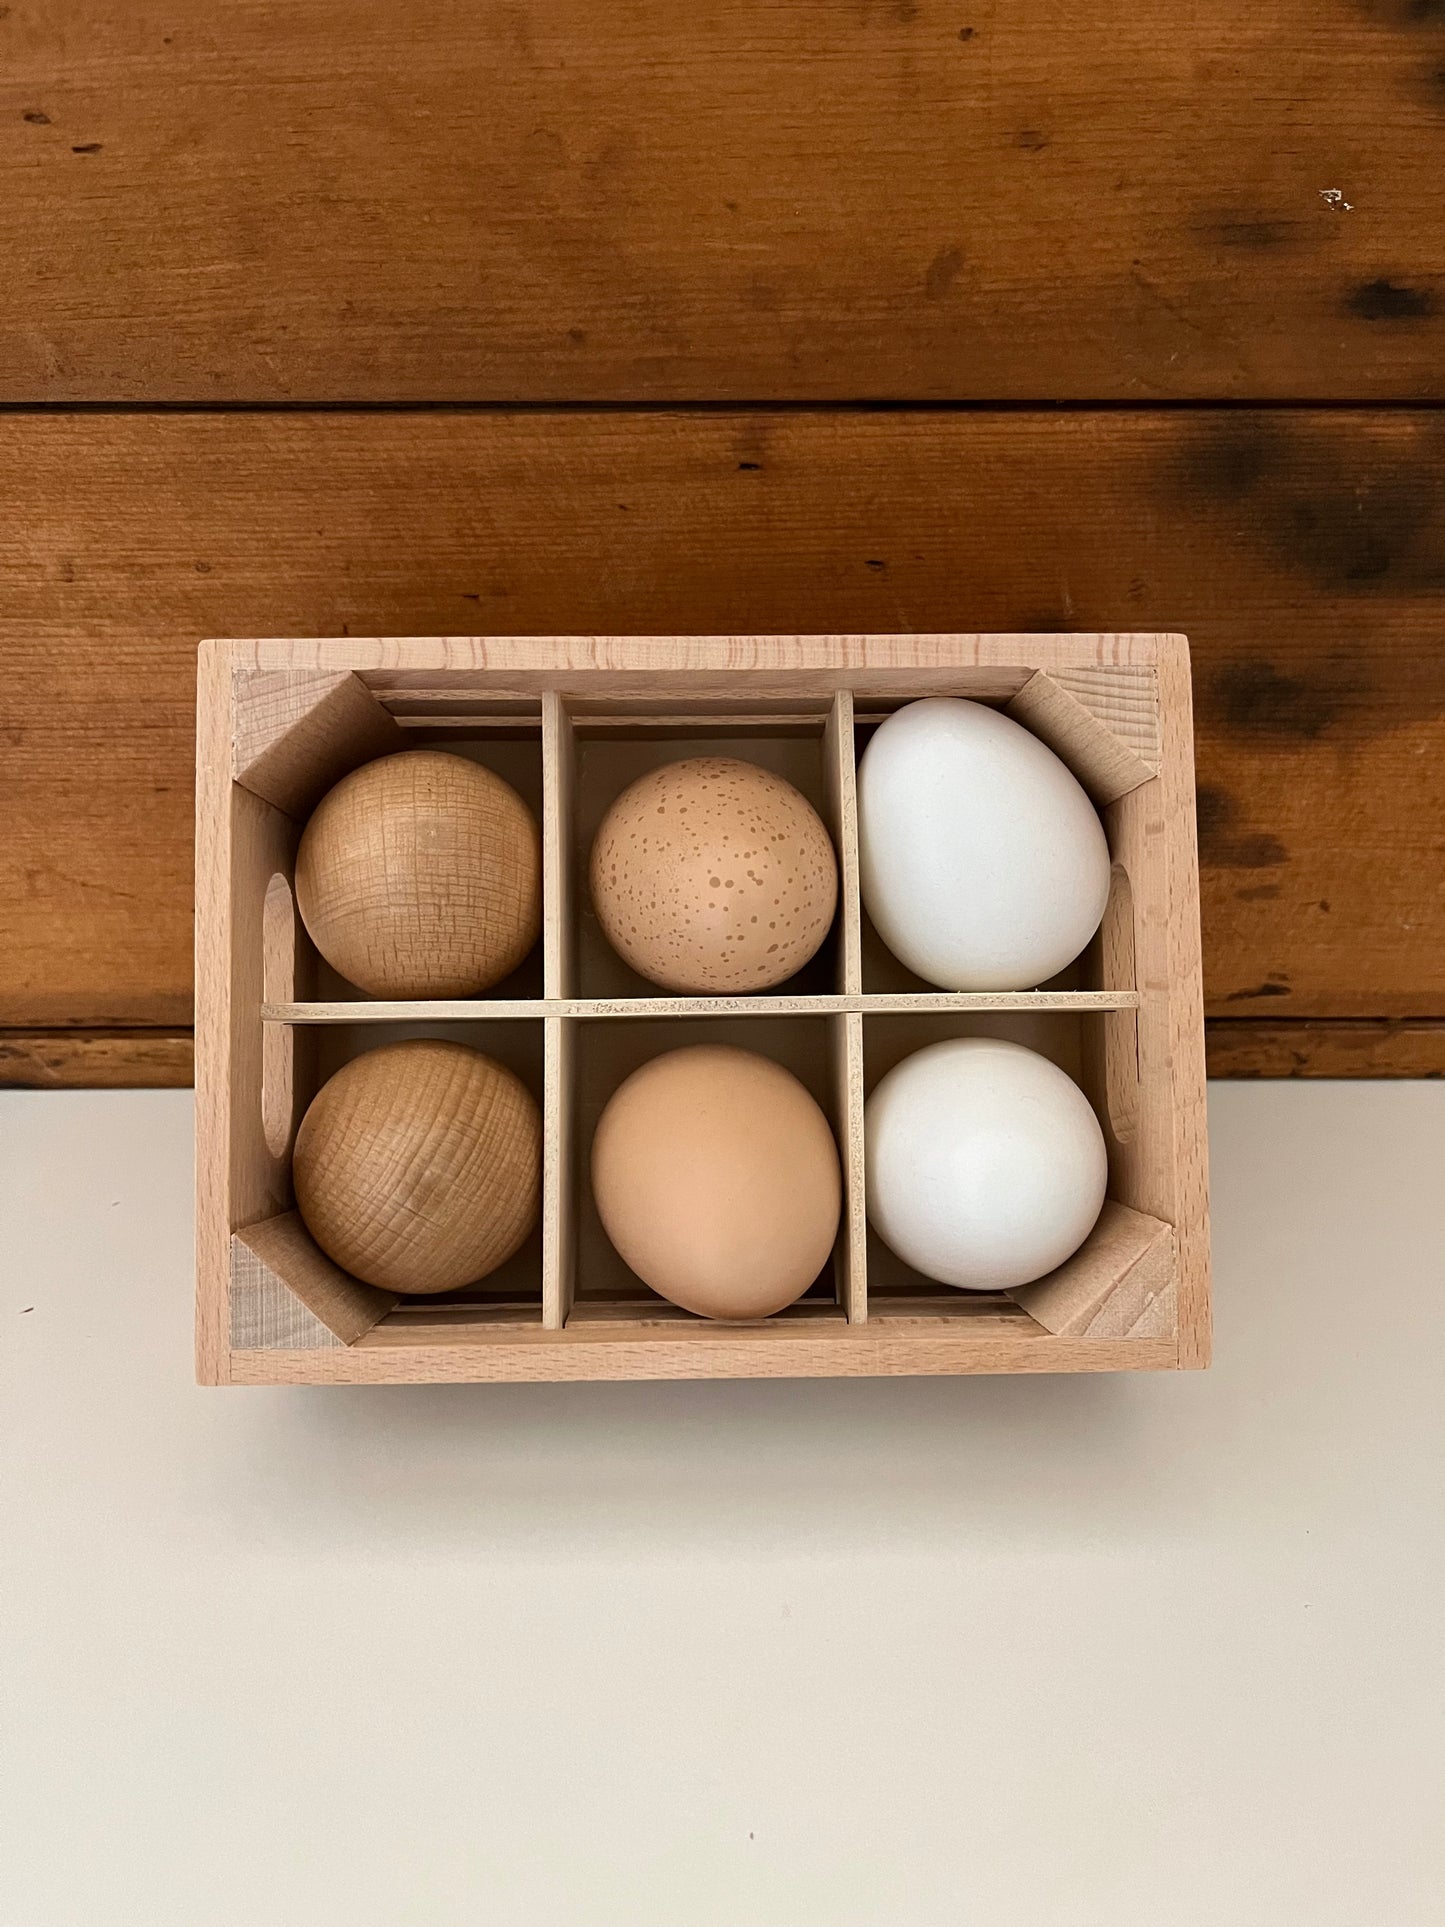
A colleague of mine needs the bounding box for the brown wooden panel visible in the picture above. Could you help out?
[0,1029,194,1088]
[1206,1019,1445,1078]
[1,1,1442,401]
[0,408,1441,1034]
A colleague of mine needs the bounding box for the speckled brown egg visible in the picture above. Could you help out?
[589,757,838,993]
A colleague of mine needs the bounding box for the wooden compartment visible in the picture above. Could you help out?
[196,635,1208,1384]
[571,718,842,1000]
[862,1006,1089,1323]
[304,726,547,1006]
[566,1015,855,1328]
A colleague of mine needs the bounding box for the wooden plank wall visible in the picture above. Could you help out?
[1,1,1442,1082]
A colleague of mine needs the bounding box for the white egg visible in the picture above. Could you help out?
[865,1037,1107,1291]
[858,697,1111,989]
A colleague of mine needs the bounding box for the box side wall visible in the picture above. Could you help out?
[195,642,233,1381]
[1157,637,1211,1366]
[224,632,1171,682]
[228,1328,1180,1385]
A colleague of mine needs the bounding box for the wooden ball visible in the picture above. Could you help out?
[588,757,838,992]
[293,1039,541,1294]
[296,750,541,997]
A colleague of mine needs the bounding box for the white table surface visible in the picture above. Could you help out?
[2,1083,1442,1927]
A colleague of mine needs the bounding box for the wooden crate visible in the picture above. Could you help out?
[195,635,1209,1385]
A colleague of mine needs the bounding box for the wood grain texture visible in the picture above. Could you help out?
[229,1327,1180,1385]
[1117,634,1210,1366]
[0,1027,193,1087]
[192,637,232,1379]
[1009,1200,1175,1338]
[194,698,303,1381]
[230,1212,395,1348]
[1,1,1442,401]
[294,749,542,995]
[232,668,403,818]
[2,409,1441,1032]
[292,1037,542,1294]
[1006,668,1161,805]
[1205,1018,1445,1078]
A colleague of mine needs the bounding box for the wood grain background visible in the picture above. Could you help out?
[2,1,1442,1081]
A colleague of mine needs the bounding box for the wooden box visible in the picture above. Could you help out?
[195,635,1209,1385]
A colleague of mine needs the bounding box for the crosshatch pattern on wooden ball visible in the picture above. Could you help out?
[588,757,839,992]
[295,750,542,997]
[292,1038,542,1295]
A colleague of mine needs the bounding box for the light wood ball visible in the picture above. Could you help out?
[589,757,838,992]
[293,1039,541,1294]
[295,750,541,997]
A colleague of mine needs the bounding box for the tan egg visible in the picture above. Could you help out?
[293,1039,541,1294]
[589,757,838,993]
[591,1044,842,1319]
[296,750,541,997]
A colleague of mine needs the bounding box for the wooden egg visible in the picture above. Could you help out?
[589,757,838,992]
[295,750,541,997]
[591,1044,842,1319]
[293,1039,541,1294]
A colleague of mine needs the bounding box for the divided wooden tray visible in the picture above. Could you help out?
[195,634,1209,1384]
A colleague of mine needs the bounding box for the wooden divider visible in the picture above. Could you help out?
[542,1016,576,1332]
[820,691,866,1320]
[541,695,578,1330]
[822,690,862,999]
[830,1012,869,1326]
